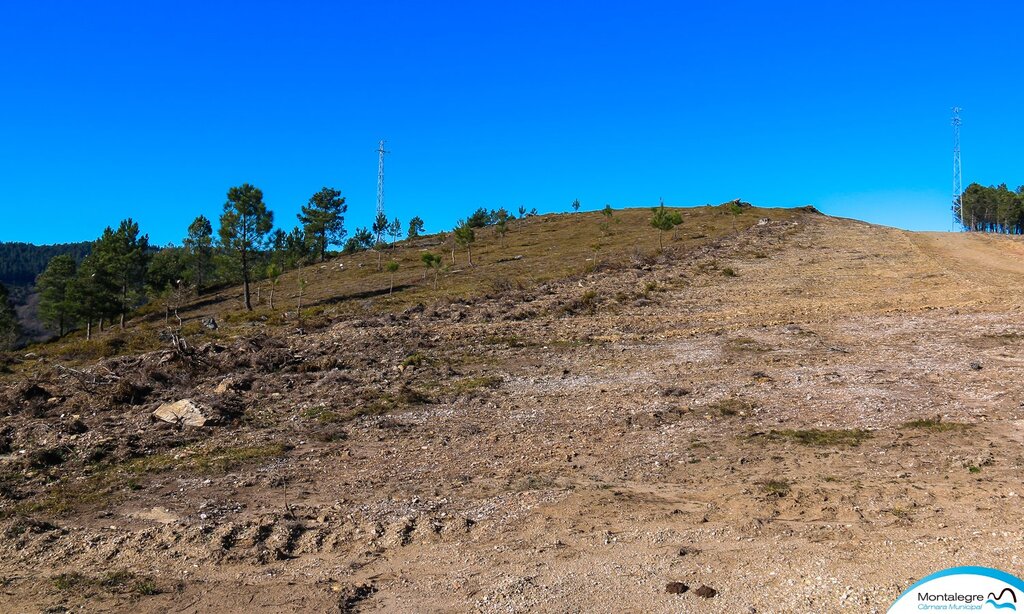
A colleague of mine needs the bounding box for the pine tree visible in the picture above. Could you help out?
[572,199,581,212]
[385,260,399,294]
[73,254,118,339]
[650,201,683,249]
[454,220,476,266]
[37,254,78,337]
[219,183,273,311]
[299,187,347,262]
[493,208,509,247]
[372,212,389,270]
[421,253,443,289]
[93,218,150,328]
[183,215,214,292]
[389,217,402,249]
[407,216,425,239]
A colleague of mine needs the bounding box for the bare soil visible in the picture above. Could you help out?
[3,211,1024,613]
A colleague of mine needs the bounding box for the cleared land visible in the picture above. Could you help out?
[2,206,1023,612]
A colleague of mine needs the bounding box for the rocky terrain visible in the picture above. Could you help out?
[2,207,1023,613]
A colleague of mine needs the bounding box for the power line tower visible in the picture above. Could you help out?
[376,139,389,219]
[951,107,964,230]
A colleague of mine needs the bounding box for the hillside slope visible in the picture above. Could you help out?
[2,208,1023,612]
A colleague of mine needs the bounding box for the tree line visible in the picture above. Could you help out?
[29,184,364,339]
[957,183,1024,233]
[0,194,694,347]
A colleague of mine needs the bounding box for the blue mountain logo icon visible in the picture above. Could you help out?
[987,588,1017,610]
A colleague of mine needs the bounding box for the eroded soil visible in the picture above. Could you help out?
[3,214,1024,613]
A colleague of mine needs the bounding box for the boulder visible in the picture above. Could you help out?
[152,399,211,427]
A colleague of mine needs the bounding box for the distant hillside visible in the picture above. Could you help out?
[0,241,91,288]
[0,241,92,343]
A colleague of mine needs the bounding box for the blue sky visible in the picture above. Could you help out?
[1,1,1022,245]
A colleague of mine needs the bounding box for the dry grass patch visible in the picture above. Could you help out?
[752,428,872,446]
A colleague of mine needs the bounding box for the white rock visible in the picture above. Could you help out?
[153,399,210,427]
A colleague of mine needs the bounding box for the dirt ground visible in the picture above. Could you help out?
[3,212,1024,613]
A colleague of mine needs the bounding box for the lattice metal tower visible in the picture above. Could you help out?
[377,140,389,218]
[952,107,964,230]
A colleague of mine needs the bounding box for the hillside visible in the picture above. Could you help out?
[2,205,1023,612]
[0,241,92,343]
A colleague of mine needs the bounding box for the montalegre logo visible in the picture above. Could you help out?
[889,566,1023,612]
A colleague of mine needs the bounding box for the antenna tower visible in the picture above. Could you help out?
[377,140,388,218]
[952,107,963,230]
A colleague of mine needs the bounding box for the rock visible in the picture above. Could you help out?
[152,399,211,427]
[970,361,983,371]
[694,585,717,599]
[133,507,179,524]
[665,582,689,594]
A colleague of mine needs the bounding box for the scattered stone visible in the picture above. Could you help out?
[970,361,983,371]
[694,585,718,599]
[152,399,211,427]
[666,582,689,594]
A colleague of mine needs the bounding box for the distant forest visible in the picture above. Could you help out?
[957,183,1024,233]
[0,241,92,289]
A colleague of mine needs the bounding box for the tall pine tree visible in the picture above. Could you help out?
[298,187,347,262]
[36,254,78,337]
[219,183,273,311]
[93,218,150,328]
[183,215,214,292]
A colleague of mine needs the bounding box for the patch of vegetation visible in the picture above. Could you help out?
[53,572,91,591]
[709,397,755,417]
[557,289,599,316]
[450,375,503,395]
[189,444,290,473]
[901,417,971,432]
[8,443,290,519]
[760,479,790,497]
[725,336,772,353]
[303,404,342,423]
[642,280,664,296]
[721,267,737,277]
[753,428,873,446]
[967,465,982,474]
[401,352,429,367]
[510,473,555,492]
[52,570,160,596]
[482,335,534,348]
[52,329,163,361]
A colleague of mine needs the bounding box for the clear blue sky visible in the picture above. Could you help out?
[2,1,1022,245]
